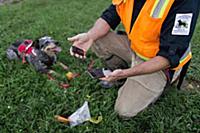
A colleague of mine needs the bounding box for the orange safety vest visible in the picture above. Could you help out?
[112,0,192,70]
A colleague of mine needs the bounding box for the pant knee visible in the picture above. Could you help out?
[114,104,137,118]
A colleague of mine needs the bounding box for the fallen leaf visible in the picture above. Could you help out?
[59,83,70,89]
[47,73,55,81]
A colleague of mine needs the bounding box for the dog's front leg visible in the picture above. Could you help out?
[57,62,69,70]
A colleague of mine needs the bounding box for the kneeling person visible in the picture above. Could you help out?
[68,0,200,118]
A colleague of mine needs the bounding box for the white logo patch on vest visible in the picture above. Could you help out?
[172,13,193,36]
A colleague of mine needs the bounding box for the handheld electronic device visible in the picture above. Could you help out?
[87,68,112,79]
[72,46,84,56]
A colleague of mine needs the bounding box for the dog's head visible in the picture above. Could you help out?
[34,36,62,57]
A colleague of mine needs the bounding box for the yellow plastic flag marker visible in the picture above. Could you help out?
[86,95,91,99]
[89,116,103,124]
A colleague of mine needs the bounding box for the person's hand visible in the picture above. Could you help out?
[100,69,126,82]
[68,33,94,59]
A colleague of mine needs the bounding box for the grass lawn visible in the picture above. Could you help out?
[0,0,200,132]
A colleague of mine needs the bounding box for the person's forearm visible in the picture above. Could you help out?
[87,18,111,41]
[123,56,170,77]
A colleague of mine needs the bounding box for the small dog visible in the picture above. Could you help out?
[7,36,62,73]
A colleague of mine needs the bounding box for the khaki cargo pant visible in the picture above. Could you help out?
[91,32,167,118]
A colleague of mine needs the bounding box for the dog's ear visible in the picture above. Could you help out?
[33,39,40,49]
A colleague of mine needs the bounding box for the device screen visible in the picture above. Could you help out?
[72,46,84,56]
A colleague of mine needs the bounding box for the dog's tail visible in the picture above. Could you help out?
[6,40,23,60]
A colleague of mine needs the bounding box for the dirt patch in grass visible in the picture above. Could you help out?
[0,0,22,5]
[189,78,200,90]
[180,78,200,91]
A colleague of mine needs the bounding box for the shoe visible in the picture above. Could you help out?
[99,80,114,88]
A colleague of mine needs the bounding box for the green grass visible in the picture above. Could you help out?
[0,0,200,132]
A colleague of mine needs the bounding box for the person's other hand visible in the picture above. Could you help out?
[68,33,94,59]
[100,69,126,82]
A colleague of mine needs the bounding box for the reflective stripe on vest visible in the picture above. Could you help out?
[150,0,171,18]
[135,45,192,71]
[112,0,191,70]
[173,44,192,70]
